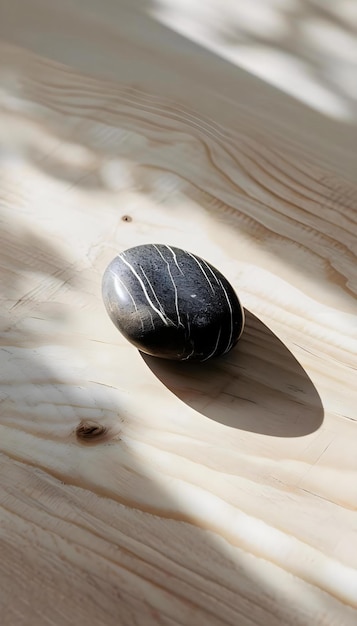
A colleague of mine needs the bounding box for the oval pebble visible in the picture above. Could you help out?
[102,244,245,361]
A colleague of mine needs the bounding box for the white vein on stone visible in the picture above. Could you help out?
[180,313,194,359]
[118,254,170,326]
[186,252,215,293]
[182,342,195,360]
[147,309,155,331]
[112,271,144,331]
[165,245,184,275]
[139,264,175,326]
[153,245,184,328]
[219,279,234,353]
[201,326,222,361]
[202,259,220,284]
[185,313,191,339]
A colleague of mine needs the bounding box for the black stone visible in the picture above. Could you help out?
[102,244,245,361]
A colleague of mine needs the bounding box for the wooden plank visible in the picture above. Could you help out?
[0,1,356,624]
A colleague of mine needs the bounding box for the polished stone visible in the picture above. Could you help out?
[102,244,245,361]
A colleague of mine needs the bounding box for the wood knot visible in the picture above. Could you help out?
[121,215,132,222]
[76,420,107,444]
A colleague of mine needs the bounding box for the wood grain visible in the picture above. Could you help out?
[0,1,357,624]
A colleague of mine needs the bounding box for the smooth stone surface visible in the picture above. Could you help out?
[102,244,245,361]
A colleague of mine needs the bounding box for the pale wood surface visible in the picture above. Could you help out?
[0,1,357,624]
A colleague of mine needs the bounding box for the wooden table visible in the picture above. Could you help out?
[1,1,356,624]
